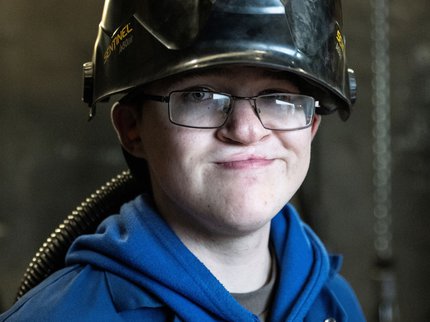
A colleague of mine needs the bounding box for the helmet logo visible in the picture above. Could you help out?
[104,23,134,64]
[335,25,345,59]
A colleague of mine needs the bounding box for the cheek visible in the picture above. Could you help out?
[140,118,206,183]
[279,130,313,160]
[139,107,179,161]
[277,130,313,184]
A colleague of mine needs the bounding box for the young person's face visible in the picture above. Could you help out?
[113,66,320,238]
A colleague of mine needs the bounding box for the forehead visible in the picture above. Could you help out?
[145,65,300,92]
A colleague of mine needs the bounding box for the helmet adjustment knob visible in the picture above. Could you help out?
[82,62,94,106]
[348,68,357,105]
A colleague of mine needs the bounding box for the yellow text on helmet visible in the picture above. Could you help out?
[104,23,134,64]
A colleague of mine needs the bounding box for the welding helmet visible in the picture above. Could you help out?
[83,0,356,120]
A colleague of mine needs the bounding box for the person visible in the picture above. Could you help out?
[1,0,365,321]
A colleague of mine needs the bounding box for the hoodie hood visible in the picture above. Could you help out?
[66,195,330,321]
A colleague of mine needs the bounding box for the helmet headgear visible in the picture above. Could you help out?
[83,0,356,120]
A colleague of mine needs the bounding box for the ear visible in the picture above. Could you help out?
[111,102,146,158]
[310,114,321,140]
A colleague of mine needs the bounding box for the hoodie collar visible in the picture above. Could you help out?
[67,196,329,321]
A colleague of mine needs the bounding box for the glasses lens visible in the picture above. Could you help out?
[169,91,230,128]
[256,94,315,130]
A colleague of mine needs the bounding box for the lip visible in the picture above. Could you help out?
[215,155,274,170]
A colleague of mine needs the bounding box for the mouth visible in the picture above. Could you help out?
[215,155,274,170]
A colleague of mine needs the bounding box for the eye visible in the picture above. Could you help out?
[179,90,215,104]
[189,91,213,101]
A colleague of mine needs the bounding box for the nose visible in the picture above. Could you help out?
[216,99,270,145]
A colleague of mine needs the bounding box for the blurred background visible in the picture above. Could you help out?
[0,1,429,321]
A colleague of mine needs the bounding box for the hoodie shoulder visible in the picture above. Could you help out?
[303,256,366,322]
[0,265,119,322]
[325,273,366,321]
[1,265,180,322]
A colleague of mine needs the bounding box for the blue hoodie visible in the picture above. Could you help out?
[1,195,365,321]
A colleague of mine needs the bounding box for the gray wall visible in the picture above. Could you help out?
[0,0,125,307]
[0,1,429,321]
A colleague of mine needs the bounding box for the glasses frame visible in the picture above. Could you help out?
[125,90,318,131]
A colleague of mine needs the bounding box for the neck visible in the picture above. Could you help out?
[151,186,274,293]
[175,223,273,293]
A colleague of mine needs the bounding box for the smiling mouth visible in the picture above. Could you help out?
[215,158,274,170]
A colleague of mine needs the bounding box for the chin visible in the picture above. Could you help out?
[209,198,284,234]
[226,185,292,213]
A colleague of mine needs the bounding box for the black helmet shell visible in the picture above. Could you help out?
[83,0,356,120]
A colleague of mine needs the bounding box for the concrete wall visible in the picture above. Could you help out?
[0,1,429,320]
